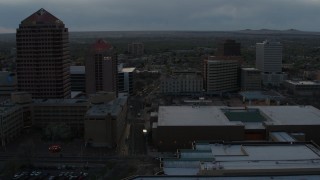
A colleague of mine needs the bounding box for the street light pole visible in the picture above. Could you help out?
[142,129,148,154]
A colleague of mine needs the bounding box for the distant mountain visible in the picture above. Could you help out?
[1,29,320,43]
[237,29,320,35]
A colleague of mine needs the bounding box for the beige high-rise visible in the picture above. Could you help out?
[16,8,71,98]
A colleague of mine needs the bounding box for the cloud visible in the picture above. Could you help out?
[0,27,15,33]
[0,0,320,32]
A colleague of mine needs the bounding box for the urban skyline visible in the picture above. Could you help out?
[1,4,320,180]
[1,0,320,33]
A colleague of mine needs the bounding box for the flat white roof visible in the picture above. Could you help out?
[213,144,320,161]
[241,67,260,71]
[158,106,241,126]
[286,80,320,85]
[121,67,135,73]
[158,106,320,127]
[163,142,320,175]
[254,106,320,125]
[133,175,320,180]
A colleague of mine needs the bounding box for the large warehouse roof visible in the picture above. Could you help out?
[256,106,320,125]
[161,142,320,176]
[158,106,241,126]
[157,106,320,127]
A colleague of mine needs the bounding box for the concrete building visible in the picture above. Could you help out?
[241,68,261,91]
[1,91,129,148]
[217,39,241,56]
[261,73,287,86]
[33,99,89,132]
[0,101,23,147]
[160,72,203,95]
[11,92,33,127]
[84,95,127,147]
[70,66,85,92]
[153,105,320,151]
[16,8,71,98]
[256,40,282,73]
[118,64,135,95]
[160,141,320,176]
[86,39,118,95]
[0,71,17,97]
[204,59,238,93]
[303,70,320,81]
[284,80,320,97]
[128,42,144,57]
[239,91,284,105]
[256,40,286,86]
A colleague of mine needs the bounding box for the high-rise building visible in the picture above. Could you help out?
[16,8,71,98]
[256,40,282,73]
[85,39,118,95]
[128,42,144,57]
[204,58,239,93]
[217,39,241,56]
[256,40,287,86]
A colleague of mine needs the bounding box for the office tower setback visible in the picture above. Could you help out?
[70,66,85,92]
[16,8,71,98]
[86,39,118,95]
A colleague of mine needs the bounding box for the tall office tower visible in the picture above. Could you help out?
[128,42,144,57]
[204,58,239,93]
[256,40,286,86]
[86,39,118,95]
[256,40,282,73]
[16,8,71,98]
[217,39,241,56]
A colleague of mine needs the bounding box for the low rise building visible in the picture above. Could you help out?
[262,72,287,86]
[0,71,17,97]
[161,141,320,176]
[84,95,127,147]
[0,101,23,146]
[33,99,89,132]
[284,80,320,96]
[241,68,261,91]
[1,92,128,148]
[160,72,203,95]
[153,105,320,151]
[239,91,284,105]
[11,92,33,127]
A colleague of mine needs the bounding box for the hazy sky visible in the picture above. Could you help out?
[1,0,320,33]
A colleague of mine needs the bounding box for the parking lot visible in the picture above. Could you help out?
[11,164,91,180]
